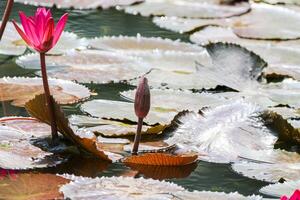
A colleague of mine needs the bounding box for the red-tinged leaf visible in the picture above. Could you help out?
[25,94,112,162]
[123,152,198,166]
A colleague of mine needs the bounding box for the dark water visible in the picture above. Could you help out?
[0,2,269,197]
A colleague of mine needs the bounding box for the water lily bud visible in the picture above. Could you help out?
[134,77,150,119]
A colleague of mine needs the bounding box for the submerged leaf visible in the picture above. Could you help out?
[0,77,90,107]
[123,0,250,19]
[123,153,198,166]
[0,173,69,200]
[25,94,115,162]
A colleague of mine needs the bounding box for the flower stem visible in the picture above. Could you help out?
[132,117,143,155]
[0,0,14,41]
[40,52,58,143]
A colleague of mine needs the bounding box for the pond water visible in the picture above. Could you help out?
[0,2,271,197]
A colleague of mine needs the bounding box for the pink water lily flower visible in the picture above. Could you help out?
[281,190,300,200]
[12,8,69,143]
[12,7,68,53]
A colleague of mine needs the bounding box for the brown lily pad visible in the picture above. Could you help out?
[25,94,118,162]
[0,77,90,107]
[0,173,69,200]
[123,152,198,166]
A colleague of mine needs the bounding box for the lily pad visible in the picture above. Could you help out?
[0,117,51,141]
[122,0,250,19]
[262,106,300,145]
[123,152,198,166]
[0,117,64,170]
[232,149,300,182]
[129,43,266,91]
[70,115,166,137]
[88,35,204,55]
[14,0,143,9]
[16,50,150,84]
[0,173,69,200]
[154,4,300,40]
[260,180,300,197]
[190,27,300,81]
[165,100,277,163]
[25,94,122,162]
[82,90,228,125]
[125,162,197,180]
[232,3,300,40]
[0,22,26,56]
[60,175,263,200]
[254,0,300,6]
[0,77,90,107]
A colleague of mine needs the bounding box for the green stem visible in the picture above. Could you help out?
[0,0,14,41]
[40,52,58,143]
[132,117,143,155]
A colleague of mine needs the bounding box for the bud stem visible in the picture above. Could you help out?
[0,0,14,41]
[132,117,143,155]
[40,52,58,144]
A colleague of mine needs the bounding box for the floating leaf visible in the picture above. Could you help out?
[25,94,116,162]
[173,191,263,200]
[125,162,197,180]
[0,22,26,56]
[60,176,263,200]
[153,16,225,33]
[0,173,69,200]
[121,89,227,113]
[122,0,250,19]
[232,4,300,40]
[47,32,88,55]
[154,4,300,40]
[260,180,300,197]
[0,140,62,170]
[260,79,300,108]
[14,0,143,9]
[0,117,63,169]
[82,90,228,125]
[88,35,205,55]
[255,0,300,5]
[60,176,186,199]
[262,107,300,145]
[190,27,300,81]
[165,100,277,163]
[0,117,51,140]
[16,50,149,84]
[0,77,90,107]
[232,149,300,182]
[69,115,166,137]
[123,152,198,166]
